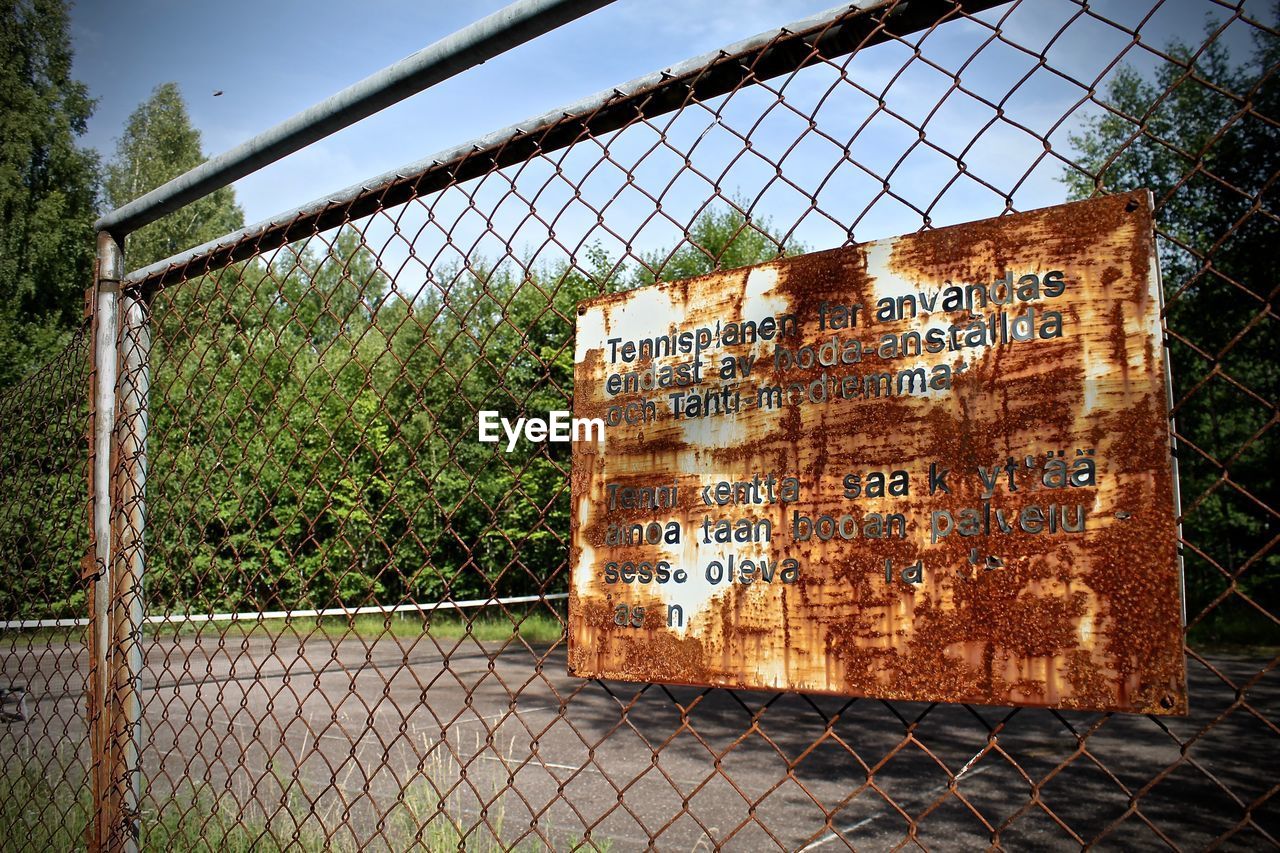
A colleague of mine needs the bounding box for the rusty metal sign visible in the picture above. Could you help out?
[569,193,1186,715]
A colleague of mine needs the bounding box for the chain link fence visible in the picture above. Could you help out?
[1,325,93,847]
[2,0,1277,848]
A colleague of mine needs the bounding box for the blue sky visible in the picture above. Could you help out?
[71,1,845,224]
[69,0,1269,275]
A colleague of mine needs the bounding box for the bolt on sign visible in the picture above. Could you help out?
[569,192,1187,715]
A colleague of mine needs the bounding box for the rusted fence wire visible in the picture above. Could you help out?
[0,326,92,847]
[2,0,1277,848]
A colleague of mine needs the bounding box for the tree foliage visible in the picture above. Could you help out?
[1065,17,1278,635]
[0,0,99,387]
[105,82,244,268]
[137,209,795,613]
[640,203,798,284]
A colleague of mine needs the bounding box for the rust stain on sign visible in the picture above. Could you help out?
[569,193,1187,715]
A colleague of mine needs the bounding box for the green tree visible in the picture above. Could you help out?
[0,0,99,387]
[1065,17,1278,640]
[135,204,796,615]
[146,228,391,611]
[108,83,249,613]
[391,205,800,605]
[638,204,801,284]
[105,82,244,268]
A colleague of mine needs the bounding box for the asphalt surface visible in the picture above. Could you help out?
[2,632,1276,850]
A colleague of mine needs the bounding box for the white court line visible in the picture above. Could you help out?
[1,592,568,631]
[798,764,993,851]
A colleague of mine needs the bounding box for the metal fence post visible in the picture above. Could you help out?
[112,285,149,852]
[88,230,121,852]
[88,230,145,853]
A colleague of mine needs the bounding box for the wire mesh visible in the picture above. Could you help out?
[0,325,93,848]
[2,0,1278,848]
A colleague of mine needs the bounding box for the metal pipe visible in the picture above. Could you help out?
[123,0,1013,289]
[90,231,122,853]
[94,0,614,238]
[112,289,150,852]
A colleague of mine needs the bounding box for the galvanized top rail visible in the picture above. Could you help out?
[123,0,1012,289]
[93,0,615,239]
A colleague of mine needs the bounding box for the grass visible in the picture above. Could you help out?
[0,742,328,852]
[150,609,566,645]
[0,734,606,852]
[0,744,86,851]
[0,624,87,648]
